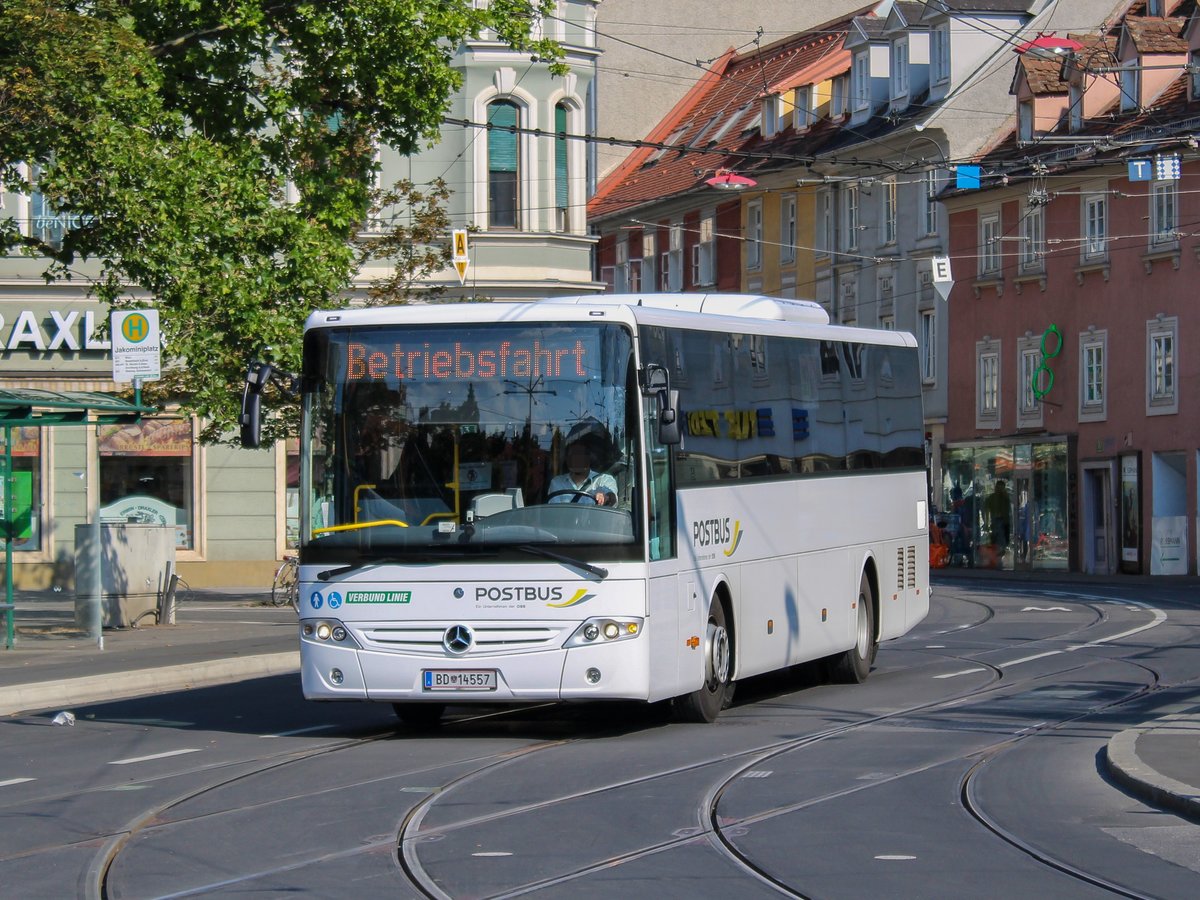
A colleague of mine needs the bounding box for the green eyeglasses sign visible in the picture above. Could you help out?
[1032,324,1062,400]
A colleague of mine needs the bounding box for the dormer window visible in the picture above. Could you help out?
[932,23,950,83]
[793,85,814,130]
[891,38,910,100]
[831,75,848,118]
[853,51,870,110]
[1145,0,1163,15]
[1018,100,1034,142]
[761,94,779,138]
[1068,83,1083,131]
[1120,61,1140,112]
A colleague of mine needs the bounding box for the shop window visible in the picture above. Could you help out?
[0,427,43,552]
[99,418,196,549]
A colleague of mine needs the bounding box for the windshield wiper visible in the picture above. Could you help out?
[317,550,495,581]
[516,544,608,579]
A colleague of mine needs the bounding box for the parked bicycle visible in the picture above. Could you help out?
[272,555,299,611]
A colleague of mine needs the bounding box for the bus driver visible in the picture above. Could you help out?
[548,442,617,506]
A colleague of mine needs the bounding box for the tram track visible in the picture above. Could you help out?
[86,591,1172,899]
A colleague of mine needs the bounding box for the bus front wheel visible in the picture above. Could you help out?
[673,598,732,723]
[829,574,876,684]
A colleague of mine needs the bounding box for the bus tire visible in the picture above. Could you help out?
[673,597,732,723]
[829,573,875,684]
[392,702,445,728]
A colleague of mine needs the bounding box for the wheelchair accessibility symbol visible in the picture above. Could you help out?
[310,591,323,610]
[329,592,343,609]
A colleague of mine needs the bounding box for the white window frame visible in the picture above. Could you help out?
[933,23,950,84]
[1018,338,1043,428]
[1150,180,1178,247]
[922,168,939,236]
[666,221,683,291]
[1019,203,1044,272]
[793,86,813,130]
[842,184,859,252]
[1079,330,1107,422]
[693,211,715,286]
[818,189,833,257]
[891,38,909,100]
[853,51,870,111]
[1069,83,1084,131]
[976,340,1001,428]
[1018,100,1033,142]
[1083,193,1107,260]
[746,199,763,270]
[1120,61,1139,113]
[614,237,630,293]
[760,94,779,138]
[920,309,937,384]
[1147,316,1178,415]
[979,211,1001,276]
[780,194,797,264]
[641,229,656,291]
[879,315,895,331]
[881,177,897,245]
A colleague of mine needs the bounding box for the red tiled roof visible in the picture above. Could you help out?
[1125,17,1188,53]
[1017,53,1068,95]
[588,6,873,222]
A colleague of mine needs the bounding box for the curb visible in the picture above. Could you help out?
[0,651,300,717]
[1105,706,1200,822]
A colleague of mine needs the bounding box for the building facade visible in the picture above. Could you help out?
[941,0,1198,575]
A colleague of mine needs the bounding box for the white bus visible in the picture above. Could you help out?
[242,294,930,724]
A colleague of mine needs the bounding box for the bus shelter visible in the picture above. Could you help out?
[1,389,156,648]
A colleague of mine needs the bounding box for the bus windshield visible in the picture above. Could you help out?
[301,321,639,563]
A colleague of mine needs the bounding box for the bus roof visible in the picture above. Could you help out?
[305,295,915,347]
[550,293,830,325]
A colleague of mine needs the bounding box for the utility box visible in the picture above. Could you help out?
[74,524,177,629]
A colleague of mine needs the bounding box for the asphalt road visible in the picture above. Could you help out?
[2,578,1199,899]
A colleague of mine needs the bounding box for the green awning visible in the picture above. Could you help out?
[0,389,156,427]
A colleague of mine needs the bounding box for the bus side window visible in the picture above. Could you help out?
[645,396,675,560]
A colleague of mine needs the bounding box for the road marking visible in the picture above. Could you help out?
[109,748,202,766]
[1022,606,1071,612]
[472,852,513,857]
[1001,600,1167,668]
[0,778,35,788]
[261,724,337,738]
[934,668,987,679]
[875,855,917,860]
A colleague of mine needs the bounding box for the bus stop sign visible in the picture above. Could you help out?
[111,310,161,383]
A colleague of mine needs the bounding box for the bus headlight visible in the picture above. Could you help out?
[301,619,361,648]
[565,617,643,648]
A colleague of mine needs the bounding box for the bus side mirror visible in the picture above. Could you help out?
[239,360,274,449]
[659,389,681,445]
[643,365,681,446]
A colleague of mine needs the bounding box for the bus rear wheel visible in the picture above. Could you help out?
[392,702,445,728]
[829,574,875,684]
[673,598,732,723]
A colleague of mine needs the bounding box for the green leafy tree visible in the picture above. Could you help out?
[356,178,456,306]
[0,0,561,443]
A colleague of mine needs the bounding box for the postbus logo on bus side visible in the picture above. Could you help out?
[692,517,743,557]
